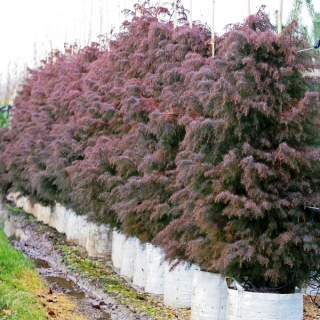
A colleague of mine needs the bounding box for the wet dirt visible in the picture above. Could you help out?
[30,257,112,319]
[0,207,143,320]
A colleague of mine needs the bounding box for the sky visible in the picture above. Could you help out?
[0,0,319,93]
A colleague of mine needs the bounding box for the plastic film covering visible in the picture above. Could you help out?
[120,237,136,279]
[303,274,320,296]
[191,270,228,320]
[145,243,165,295]
[226,288,303,320]
[86,222,112,259]
[164,261,199,308]
[133,238,147,288]
[112,230,125,269]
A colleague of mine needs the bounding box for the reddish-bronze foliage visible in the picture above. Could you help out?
[1,5,320,290]
[155,9,320,290]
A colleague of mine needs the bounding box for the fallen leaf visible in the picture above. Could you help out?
[47,309,55,317]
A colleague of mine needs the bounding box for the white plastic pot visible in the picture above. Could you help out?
[120,237,136,279]
[164,261,199,308]
[226,287,303,320]
[78,215,89,248]
[22,197,34,215]
[6,192,19,204]
[191,270,228,320]
[111,230,125,269]
[4,220,15,238]
[65,210,80,243]
[4,220,28,241]
[15,195,25,209]
[133,238,147,288]
[145,243,165,295]
[33,203,52,225]
[86,222,112,259]
[51,203,67,233]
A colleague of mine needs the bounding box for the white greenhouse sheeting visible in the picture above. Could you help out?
[164,261,199,308]
[226,287,303,320]
[133,238,147,288]
[191,270,228,320]
[145,243,165,295]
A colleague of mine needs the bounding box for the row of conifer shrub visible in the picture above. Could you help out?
[1,2,320,292]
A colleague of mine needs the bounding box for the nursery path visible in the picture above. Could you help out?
[0,204,190,320]
[1,204,319,319]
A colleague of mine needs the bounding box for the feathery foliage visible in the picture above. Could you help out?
[1,4,320,290]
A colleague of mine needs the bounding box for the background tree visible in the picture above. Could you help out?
[288,0,320,48]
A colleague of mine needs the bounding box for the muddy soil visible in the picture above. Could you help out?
[0,206,148,320]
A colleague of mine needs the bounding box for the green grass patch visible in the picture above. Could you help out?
[6,205,26,215]
[5,205,37,222]
[0,228,48,319]
[0,228,86,320]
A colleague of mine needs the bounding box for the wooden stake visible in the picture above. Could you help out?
[247,0,250,16]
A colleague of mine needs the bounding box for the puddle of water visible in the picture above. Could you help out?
[46,276,111,319]
[46,276,86,299]
[31,258,51,269]
[1,218,113,320]
[33,259,111,318]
